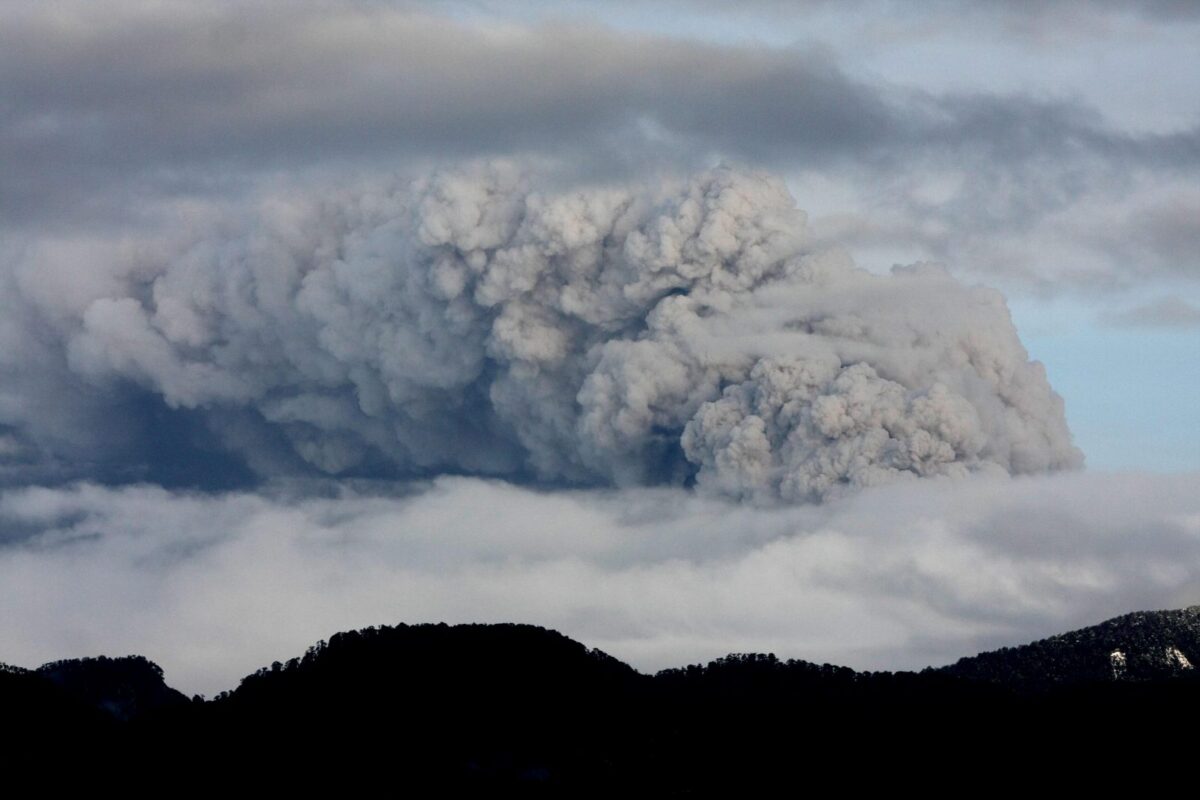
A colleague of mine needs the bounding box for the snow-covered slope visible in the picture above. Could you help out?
[940,607,1200,688]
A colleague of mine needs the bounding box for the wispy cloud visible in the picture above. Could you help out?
[1101,296,1200,329]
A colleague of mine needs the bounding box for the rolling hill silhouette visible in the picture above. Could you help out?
[4,610,1199,789]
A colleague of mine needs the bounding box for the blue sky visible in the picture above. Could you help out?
[1014,301,1200,472]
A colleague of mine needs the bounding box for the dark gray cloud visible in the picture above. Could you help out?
[1,472,1197,695]
[959,0,1200,24]
[1106,193,1200,279]
[656,0,1200,24]
[0,2,884,224]
[3,0,1195,237]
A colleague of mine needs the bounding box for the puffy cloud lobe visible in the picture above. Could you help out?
[685,361,988,501]
[1,165,1080,499]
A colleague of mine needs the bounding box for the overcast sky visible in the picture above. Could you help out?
[1,0,1198,692]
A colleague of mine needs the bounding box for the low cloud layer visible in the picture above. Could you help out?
[2,472,1197,696]
[0,165,1080,498]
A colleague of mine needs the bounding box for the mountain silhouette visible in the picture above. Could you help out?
[4,611,1199,790]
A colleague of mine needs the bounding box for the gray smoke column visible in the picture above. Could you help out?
[2,163,1082,499]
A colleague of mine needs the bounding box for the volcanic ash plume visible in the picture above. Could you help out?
[1,164,1082,500]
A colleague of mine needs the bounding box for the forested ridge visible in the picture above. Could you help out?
[4,612,1200,790]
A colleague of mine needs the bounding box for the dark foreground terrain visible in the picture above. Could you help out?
[5,607,1200,791]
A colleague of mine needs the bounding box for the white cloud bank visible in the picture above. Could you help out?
[2,471,1197,696]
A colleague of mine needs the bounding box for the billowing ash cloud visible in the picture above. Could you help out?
[1,164,1080,500]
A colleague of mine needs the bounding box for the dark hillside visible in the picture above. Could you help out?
[37,655,190,721]
[5,611,1200,790]
[941,606,1200,687]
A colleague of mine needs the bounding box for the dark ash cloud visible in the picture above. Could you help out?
[0,164,1081,498]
